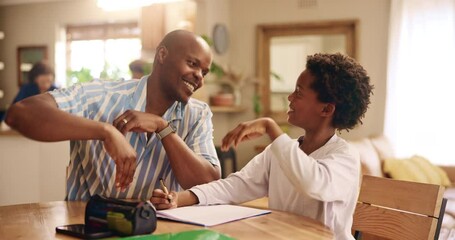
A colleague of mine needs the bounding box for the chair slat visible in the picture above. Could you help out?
[353,203,438,240]
[358,175,445,217]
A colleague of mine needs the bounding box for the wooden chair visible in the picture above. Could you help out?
[352,175,447,240]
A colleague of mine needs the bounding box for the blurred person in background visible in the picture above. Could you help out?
[129,59,148,79]
[13,61,57,103]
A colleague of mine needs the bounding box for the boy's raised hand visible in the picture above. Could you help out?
[151,189,177,210]
[221,117,283,151]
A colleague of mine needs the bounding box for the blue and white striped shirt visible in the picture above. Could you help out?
[50,77,219,201]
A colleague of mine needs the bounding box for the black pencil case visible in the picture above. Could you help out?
[85,194,157,236]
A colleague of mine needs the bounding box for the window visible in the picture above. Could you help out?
[385,0,455,164]
[66,22,141,86]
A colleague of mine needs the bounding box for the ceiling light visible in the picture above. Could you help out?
[97,0,184,11]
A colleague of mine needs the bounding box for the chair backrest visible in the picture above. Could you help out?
[352,175,447,240]
[215,146,237,178]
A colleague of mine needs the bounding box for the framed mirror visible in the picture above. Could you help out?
[256,20,358,123]
[17,46,48,86]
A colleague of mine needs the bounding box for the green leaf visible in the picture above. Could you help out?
[200,34,214,47]
[210,61,225,79]
[67,67,94,85]
[253,94,262,115]
[270,71,282,81]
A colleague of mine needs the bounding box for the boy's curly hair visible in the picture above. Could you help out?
[306,53,373,131]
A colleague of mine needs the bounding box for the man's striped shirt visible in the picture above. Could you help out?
[49,77,219,200]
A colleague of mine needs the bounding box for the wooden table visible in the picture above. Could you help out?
[0,200,334,240]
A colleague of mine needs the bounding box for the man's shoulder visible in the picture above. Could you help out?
[64,79,140,89]
[80,79,141,97]
[51,79,141,101]
[187,98,211,111]
[96,78,141,88]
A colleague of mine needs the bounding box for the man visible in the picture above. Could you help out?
[6,30,221,200]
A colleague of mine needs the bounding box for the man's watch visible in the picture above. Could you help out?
[156,122,176,140]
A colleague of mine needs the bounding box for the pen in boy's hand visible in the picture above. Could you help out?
[160,178,173,202]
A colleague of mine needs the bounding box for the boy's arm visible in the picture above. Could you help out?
[151,189,199,210]
[151,151,271,209]
[177,191,199,207]
[221,117,283,151]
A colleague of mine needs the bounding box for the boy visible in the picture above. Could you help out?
[151,53,373,240]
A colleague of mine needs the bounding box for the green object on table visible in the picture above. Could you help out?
[107,211,133,235]
[114,229,235,240]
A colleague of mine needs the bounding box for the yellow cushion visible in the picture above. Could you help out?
[434,166,452,187]
[383,155,451,186]
[411,155,451,187]
[383,157,429,183]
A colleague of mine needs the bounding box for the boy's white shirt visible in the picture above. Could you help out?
[190,133,360,240]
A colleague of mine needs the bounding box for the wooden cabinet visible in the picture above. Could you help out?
[140,1,196,52]
[140,4,165,51]
[0,134,69,206]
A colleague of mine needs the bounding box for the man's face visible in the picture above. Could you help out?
[287,69,326,129]
[159,38,212,103]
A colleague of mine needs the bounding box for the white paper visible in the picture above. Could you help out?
[156,205,271,227]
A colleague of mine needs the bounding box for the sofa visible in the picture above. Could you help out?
[348,135,455,238]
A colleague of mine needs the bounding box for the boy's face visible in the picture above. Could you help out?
[287,69,326,129]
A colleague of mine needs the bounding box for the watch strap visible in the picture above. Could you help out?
[156,123,175,140]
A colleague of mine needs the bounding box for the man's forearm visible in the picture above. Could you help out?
[161,134,221,189]
[6,93,112,142]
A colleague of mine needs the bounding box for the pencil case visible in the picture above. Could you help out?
[85,194,157,236]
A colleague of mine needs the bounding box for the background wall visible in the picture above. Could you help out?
[0,0,390,204]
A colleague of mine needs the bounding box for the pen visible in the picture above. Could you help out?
[160,178,172,202]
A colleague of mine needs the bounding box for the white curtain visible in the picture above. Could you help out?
[385,0,455,164]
